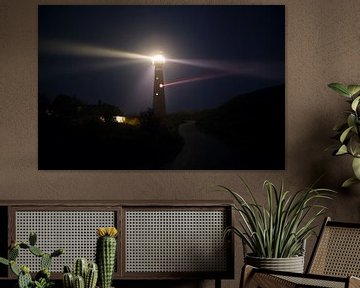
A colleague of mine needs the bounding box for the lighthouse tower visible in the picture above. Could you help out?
[152,54,166,117]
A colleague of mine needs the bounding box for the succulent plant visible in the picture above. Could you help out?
[63,259,98,288]
[96,227,118,288]
[85,262,98,288]
[74,258,88,280]
[0,232,63,288]
[73,275,85,288]
[62,266,74,288]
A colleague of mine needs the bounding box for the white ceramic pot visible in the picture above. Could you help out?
[245,254,305,273]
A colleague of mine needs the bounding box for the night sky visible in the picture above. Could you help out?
[38,5,284,115]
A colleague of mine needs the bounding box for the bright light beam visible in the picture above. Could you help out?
[166,58,283,81]
[164,72,229,87]
[40,40,152,61]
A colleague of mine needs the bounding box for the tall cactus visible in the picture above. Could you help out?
[96,227,118,288]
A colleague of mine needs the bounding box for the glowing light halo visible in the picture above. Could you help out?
[151,54,166,65]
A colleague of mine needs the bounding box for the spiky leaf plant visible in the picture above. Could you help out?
[328,82,360,187]
[221,178,335,258]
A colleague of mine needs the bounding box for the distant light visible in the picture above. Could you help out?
[159,84,163,88]
[114,116,126,123]
[152,54,165,65]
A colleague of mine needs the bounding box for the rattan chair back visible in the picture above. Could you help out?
[307,217,360,278]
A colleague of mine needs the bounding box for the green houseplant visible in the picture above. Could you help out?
[221,178,334,272]
[328,83,360,187]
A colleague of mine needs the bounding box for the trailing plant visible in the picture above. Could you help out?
[0,232,63,288]
[328,83,360,187]
[96,227,118,288]
[62,258,98,288]
[221,178,335,258]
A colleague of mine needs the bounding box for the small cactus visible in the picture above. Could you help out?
[41,253,52,269]
[85,263,98,288]
[63,273,74,288]
[29,232,37,246]
[18,268,32,288]
[0,232,63,288]
[74,258,87,279]
[73,275,85,288]
[63,260,98,288]
[96,227,118,288]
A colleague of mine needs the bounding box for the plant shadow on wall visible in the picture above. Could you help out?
[328,83,360,187]
[219,177,336,273]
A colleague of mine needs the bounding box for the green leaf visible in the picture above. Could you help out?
[0,257,9,266]
[347,85,360,97]
[347,114,357,129]
[336,144,348,155]
[352,157,360,179]
[342,177,360,188]
[10,261,20,276]
[349,135,360,156]
[340,126,353,143]
[351,96,360,111]
[328,83,351,97]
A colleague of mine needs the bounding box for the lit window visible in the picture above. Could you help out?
[113,116,126,123]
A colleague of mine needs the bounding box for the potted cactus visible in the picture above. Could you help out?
[62,258,98,288]
[0,232,63,288]
[96,227,118,288]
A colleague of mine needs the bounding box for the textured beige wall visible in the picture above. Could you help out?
[1,0,360,287]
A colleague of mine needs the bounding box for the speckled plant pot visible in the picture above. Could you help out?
[245,254,305,273]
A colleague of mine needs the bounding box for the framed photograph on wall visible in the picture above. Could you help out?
[38,5,285,170]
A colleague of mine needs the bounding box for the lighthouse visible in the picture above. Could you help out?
[152,54,166,117]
